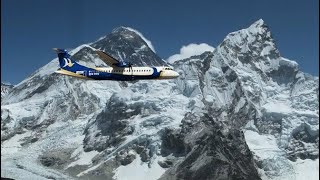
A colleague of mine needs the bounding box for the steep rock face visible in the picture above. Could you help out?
[1,20,318,180]
[160,113,260,180]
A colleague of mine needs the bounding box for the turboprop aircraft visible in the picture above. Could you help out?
[53,48,179,81]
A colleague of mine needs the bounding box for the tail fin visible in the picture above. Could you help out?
[53,48,77,69]
[53,48,90,79]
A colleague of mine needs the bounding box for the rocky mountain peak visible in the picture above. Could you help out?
[112,26,134,33]
[111,26,141,39]
[92,26,167,66]
[248,18,266,30]
[112,26,129,33]
[221,18,276,53]
[215,19,282,80]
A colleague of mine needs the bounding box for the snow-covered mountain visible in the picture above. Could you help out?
[1,83,14,98]
[1,19,318,180]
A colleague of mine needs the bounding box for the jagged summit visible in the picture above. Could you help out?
[112,26,138,34]
[218,19,285,75]
[112,26,156,52]
[224,18,274,46]
[247,18,270,36]
[249,18,266,28]
[110,26,142,39]
[111,26,129,33]
[92,26,166,66]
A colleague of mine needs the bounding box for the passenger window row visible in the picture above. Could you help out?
[103,69,152,73]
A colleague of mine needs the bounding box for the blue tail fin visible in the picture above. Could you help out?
[53,48,90,78]
[53,48,77,69]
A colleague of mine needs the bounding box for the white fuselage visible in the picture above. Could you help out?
[94,66,179,79]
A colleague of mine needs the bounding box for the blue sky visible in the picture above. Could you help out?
[1,0,318,84]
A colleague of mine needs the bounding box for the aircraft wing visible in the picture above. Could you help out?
[95,50,121,67]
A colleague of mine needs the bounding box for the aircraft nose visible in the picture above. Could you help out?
[173,71,179,78]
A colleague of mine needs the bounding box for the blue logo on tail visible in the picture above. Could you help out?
[53,48,77,69]
[62,58,74,67]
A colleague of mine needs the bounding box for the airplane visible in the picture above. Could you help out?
[53,48,179,81]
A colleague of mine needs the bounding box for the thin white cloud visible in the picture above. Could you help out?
[124,27,156,53]
[167,43,215,64]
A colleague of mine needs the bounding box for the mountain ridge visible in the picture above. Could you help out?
[1,19,318,180]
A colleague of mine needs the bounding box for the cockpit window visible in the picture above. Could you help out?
[164,67,173,70]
